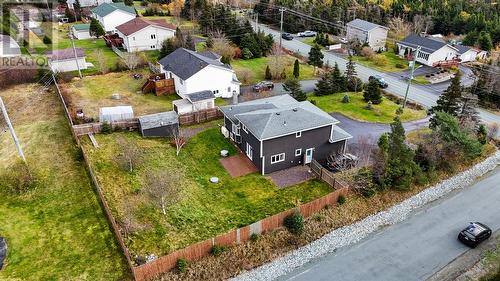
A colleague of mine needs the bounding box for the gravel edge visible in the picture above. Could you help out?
[232,150,500,281]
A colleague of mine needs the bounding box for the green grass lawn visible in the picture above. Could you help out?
[353,52,409,72]
[62,69,179,120]
[232,55,317,85]
[0,84,129,280]
[308,92,427,123]
[411,75,431,85]
[300,37,316,46]
[82,128,332,257]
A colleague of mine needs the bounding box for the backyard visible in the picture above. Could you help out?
[61,69,179,121]
[353,52,409,72]
[0,84,129,280]
[308,92,427,123]
[232,55,317,85]
[81,128,332,257]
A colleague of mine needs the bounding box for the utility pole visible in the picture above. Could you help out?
[403,46,421,108]
[70,30,83,79]
[279,8,285,48]
[0,97,26,162]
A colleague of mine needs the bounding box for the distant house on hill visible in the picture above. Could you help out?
[91,2,136,33]
[397,34,459,67]
[346,19,388,51]
[116,17,176,52]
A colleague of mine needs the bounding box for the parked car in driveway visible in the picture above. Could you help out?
[369,75,389,88]
[253,81,274,92]
[281,33,293,40]
[339,37,348,43]
[458,222,492,248]
[298,30,317,37]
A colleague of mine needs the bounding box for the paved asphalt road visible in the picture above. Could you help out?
[256,24,500,127]
[278,166,500,281]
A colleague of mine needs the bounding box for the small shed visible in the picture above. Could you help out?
[46,48,88,73]
[99,106,134,123]
[138,111,179,137]
[71,23,93,40]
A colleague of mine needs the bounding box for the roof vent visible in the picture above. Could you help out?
[276,112,280,115]
[292,108,298,112]
[283,121,287,126]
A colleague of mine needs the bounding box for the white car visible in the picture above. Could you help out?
[340,37,348,43]
[298,30,317,37]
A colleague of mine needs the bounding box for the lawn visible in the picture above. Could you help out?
[61,69,180,121]
[308,92,427,123]
[0,84,129,280]
[232,55,317,85]
[353,52,409,72]
[300,37,316,46]
[81,128,332,257]
[412,75,431,85]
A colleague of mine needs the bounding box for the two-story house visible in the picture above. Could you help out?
[116,18,176,52]
[219,95,352,175]
[159,48,240,99]
[91,2,136,33]
[346,19,388,51]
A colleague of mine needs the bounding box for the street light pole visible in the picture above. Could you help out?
[279,8,285,48]
[403,46,421,108]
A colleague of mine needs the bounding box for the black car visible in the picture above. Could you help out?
[281,33,293,40]
[253,81,274,92]
[369,75,388,88]
[458,222,492,248]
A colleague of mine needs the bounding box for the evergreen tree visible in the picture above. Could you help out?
[345,55,359,91]
[477,31,493,51]
[265,65,272,80]
[457,92,480,130]
[293,59,300,78]
[124,0,134,6]
[89,18,105,38]
[308,44,324,73]
[65,7,76,22]
[330,62,347,93]
[314,71,331,96]
[205,36,214,49]
[432,71,462,116]
[283,78,306,101]
[185,33,195,50]
[158,38,176,59]
[363,78,382,104]
[174,27,185,48]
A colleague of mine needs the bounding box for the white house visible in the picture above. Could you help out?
[67,0,112,9]
[71,23,94,40]
[454,45,478,63]
[346,19,388,51]
[159,48,240,99]
[0,35,21,57]
[115,18,175,52]
[172,90,216,115]
[397,34,459,67]
[47,48,88,73]
[91,3,136,33]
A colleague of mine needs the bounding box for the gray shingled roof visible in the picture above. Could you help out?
[398,34,458,54]
[454,44,473,55]
[330,125,352,142]
[158,48,230,80]
[46,48,85,60]
[186,90,215,102]
[72,23,90,31]
[347,19,388,32]
[91,2,136,17]
[138,111,178,130]
[199,50,221,60]
[220,95,348,140]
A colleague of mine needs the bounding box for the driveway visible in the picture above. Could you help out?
[279,166,500,281]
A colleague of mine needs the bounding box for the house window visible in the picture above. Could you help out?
[242,124,248,133]
[151,34,156,39]
[180,79,183,85]
[271,153,285,164]
[296,131,301,138]
[132,36,135,40]
[232,123,240,136]
[295,148,302,156]
[150,45,156,49]
[246,143,253,160]
[227,86,231,92]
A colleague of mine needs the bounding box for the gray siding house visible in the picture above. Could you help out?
[346,19,389,51]
[219,95,352,175]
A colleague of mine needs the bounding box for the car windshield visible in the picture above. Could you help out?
[465,223,486,236]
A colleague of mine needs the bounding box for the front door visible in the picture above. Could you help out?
[246,143,253,160]
[304,148,314,164]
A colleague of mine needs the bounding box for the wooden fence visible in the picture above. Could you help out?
[178,108,223,126]
[132,187,349,281]
[310,159,348,189]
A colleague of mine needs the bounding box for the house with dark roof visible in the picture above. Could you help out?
[172,90,216,114]
[159,47,240,100]
[397,34,459,67]
[138,111,179,137]
[219,95,352,174]
[346,19,388,51]
[116,18,176,52]
[91,2,136,32]
[46,48,88,72]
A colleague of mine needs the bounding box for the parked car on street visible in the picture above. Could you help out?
[458,222,492,248]
[253,81,274,92]
[281,33,294,40]
[298,30,317,37]
[339,37,348,44]
[369,75,389,88]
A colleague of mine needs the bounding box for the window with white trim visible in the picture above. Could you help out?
[232,123,240,136]
[296,131,302,138]
[242,124,248,133]
[151,34,156,39]
[295,148,302,156]
[271,153,285,164]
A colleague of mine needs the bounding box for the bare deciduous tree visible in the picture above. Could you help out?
[123,52,141,70]
[210,32,234,60]
[172,129,186,156]
[168,0,183,25]
[388,17,412,40]
[95,49,109,74]
[268,44,286,79]
[238,69,254,84]
[117,136,142,172]
[143,170,183,215]
[413,14,433,35]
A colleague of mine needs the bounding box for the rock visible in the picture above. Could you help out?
[0,237,7,270]
[210,177,219,184]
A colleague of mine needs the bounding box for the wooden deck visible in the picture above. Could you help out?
[219,153,258,177]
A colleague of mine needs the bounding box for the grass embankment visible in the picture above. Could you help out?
[353,52,409,72]
[412,75,431,85]
[308,92,427,123]
[0,84,129,280]
[82,128,331,257]
[61,69,179,120]
[232,55,317,85]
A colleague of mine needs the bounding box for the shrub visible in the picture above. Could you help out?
[395,107,404,115]
[0,160,38,194]
[310,99,316,105]
[250,233,260,242]
[395,63,405,69]
[210,245,226,256]
[241,48,253,59]
[176,258,188,273]
[354,167,377,197]
[284,211,304,235]
[101,121,112,134]
[360,47,375,59]
[337,195,346,205]
[265,65,272,80]
[43,35,52,44]
[342,95,350,103]
[372,54,388,66]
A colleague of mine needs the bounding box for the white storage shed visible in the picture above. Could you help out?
[99,106,134,123]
